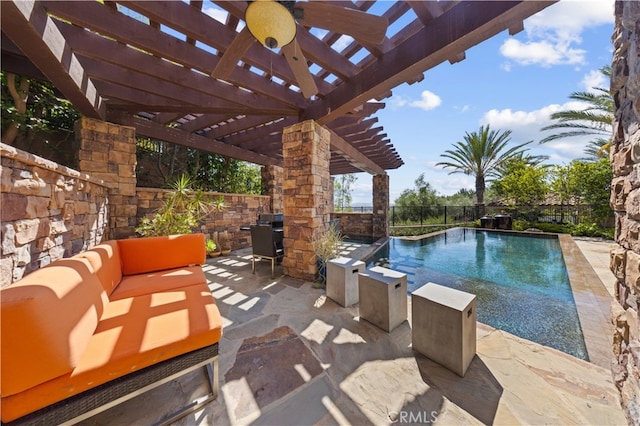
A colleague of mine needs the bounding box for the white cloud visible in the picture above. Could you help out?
[432,175,474,195]
[480,101,598,162]
[482,102,586,130]
[581,69,608,93]
[409,90,442,111]
[389,91,441,111]
[499,0,613,67]
[525,1,613,35]
[332,35,355,53]
[389,95,408,110]
[500,38,586,67]
[203,6,229,24]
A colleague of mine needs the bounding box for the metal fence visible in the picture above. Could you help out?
[334,204,610,227]
[387,204,606,227]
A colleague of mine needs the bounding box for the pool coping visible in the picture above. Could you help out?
[365,228,613,369]
[557,233,613,368]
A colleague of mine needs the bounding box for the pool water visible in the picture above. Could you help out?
[367,228,588,360]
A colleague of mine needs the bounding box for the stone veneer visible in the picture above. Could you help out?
[281,120,331,281]
[76,117,137,239]
[609,1,640,423]
[261,165,284,213]
[137,187,270,251]
[331,212,373,241]
[0,143,109,287]
[372,173,389,239]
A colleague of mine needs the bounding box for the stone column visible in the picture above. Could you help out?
[372,174,389,239]
[281,120,331,281]
[609,1,640,422]
[75,117,137,239]
[261,164,284,213]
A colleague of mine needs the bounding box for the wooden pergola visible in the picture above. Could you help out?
[1,0,556,176]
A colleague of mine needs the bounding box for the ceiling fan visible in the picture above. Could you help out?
[210,0,389,99]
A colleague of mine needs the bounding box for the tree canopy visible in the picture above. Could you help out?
[491,157,549,207]
[334,174,357,212]
[394,173,439,208]
[436,125,545,205]
[540,66,613,160]
[551,158,612,225]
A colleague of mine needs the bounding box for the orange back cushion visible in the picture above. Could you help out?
[75,241,123,295]
[1,258,108,396]
[118,233,206,276]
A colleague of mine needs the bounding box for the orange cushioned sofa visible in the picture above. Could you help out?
[1,233,223,425]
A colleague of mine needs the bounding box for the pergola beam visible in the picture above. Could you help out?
[112,113,281,167]
[328,129,385,175]
[304,1,556,124]
[1,0,105,120]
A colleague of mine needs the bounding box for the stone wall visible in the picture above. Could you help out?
[331,212,374,241]
[76,117,137,239]
[261,165,284,213]
[137,187,270,250]
[0,143,109,287]
[609,1,640,423]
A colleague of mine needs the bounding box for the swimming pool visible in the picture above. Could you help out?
[367,228,588,360]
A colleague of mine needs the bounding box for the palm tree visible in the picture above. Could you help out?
[436,125,541,208]
[540,66,613,160]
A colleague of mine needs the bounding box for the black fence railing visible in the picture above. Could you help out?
[334,206,373,213]
[334,204,610,227]
[387,204,607,227]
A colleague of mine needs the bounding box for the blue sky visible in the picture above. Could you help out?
[346,0,615,205]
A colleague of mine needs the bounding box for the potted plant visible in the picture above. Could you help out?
[311,224,344,287]
[218,230,232,255]
[205,238,220,258]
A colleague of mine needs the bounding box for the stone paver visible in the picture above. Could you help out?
[88,241,625,426]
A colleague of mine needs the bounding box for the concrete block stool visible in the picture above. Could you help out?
[411,282,477,377]
[358,266,407,332]
[327,257,365,307]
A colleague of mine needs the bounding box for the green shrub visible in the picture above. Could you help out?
[511,219,530,231]
[532,222,570,234]
[136,174,214,237]
[568,223,615,239]
[390,225,455,237]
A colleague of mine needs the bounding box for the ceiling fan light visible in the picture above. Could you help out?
[246,0,296,49]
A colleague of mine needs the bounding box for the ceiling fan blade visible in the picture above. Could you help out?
[211,27,255,79]
[281,39,318,99]
[295,2,388,45]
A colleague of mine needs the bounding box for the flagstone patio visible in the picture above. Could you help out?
[88,241,626,426]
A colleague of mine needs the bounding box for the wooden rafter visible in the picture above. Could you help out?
[2,0,105,119]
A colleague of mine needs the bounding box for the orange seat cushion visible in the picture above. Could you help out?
[118,234,205,276]
[75,241,123,295]
[1,284,222,422]
[0,258,108,397]
[109,266,207,301]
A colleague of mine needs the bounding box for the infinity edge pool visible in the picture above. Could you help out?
[357,228,613,368]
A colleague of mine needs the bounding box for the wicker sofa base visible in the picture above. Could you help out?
[4,343,219,426]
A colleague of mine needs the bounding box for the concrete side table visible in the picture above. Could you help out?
[358,266,407,332]
[327,257,365,307]
[411,282,477,377]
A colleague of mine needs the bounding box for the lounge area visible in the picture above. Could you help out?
[82,247,625,425]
